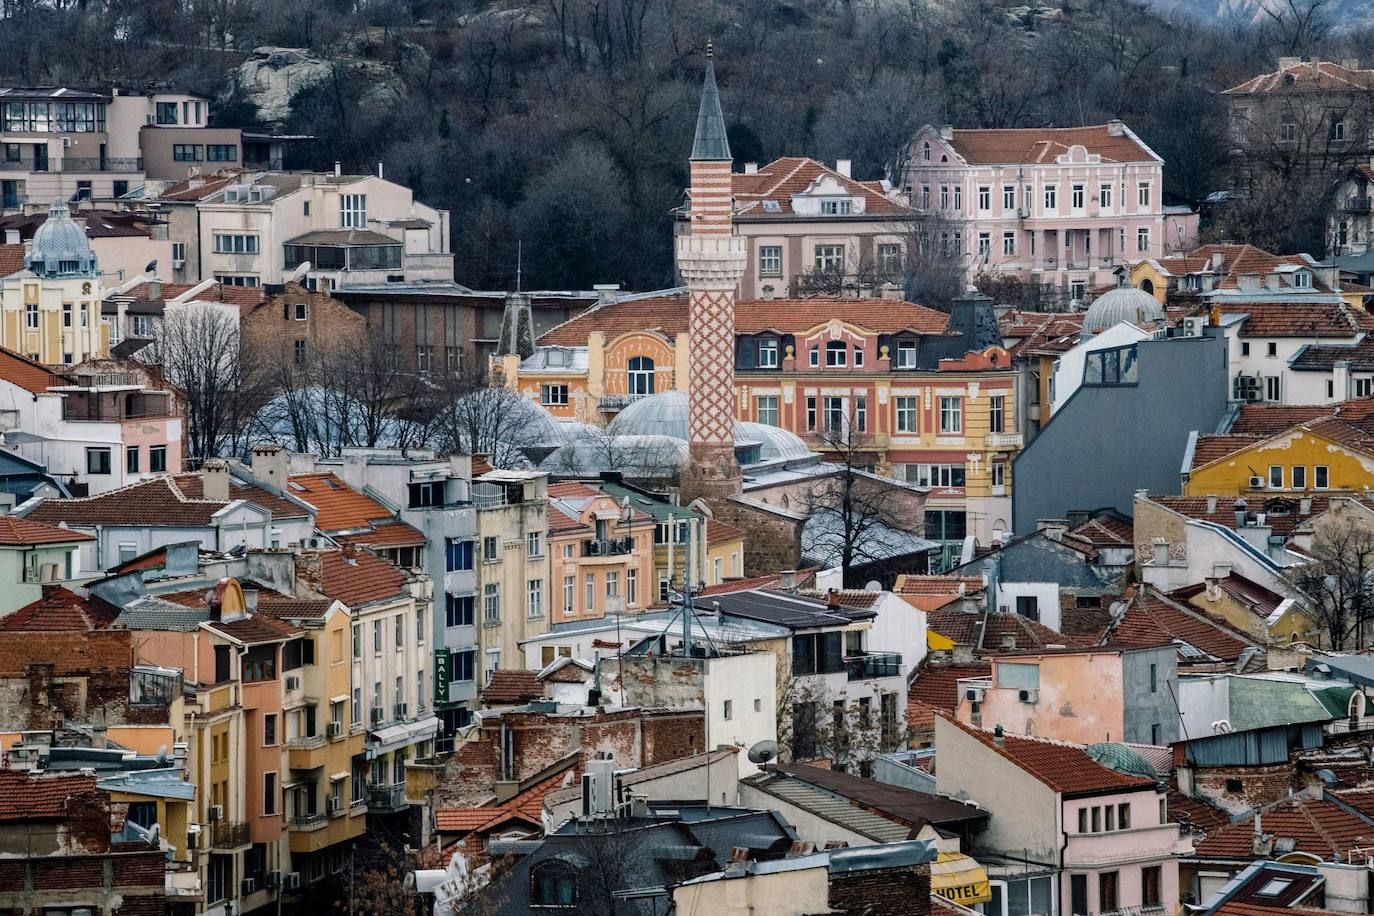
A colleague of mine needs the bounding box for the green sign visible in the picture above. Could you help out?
[433,648,450,704]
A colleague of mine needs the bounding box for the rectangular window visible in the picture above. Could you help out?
[1099,872,1119,913]
[978,232,991,257]
[606,571,619,597]
[61,302,72,327]
[340,193,367,229]
[1137,227,1150,252]
[909,464,967,488]
[25,302,37,329]
[1078,808,1088,833]
[482,583,500,623]
[992,462,1005,488]
[1099,183,1112,209]
[1149,663,1158,693]
[878,243,902,276]
[540,383,568,406]
[585,573,596,613]
[264,713,277,746]
[86,447,111,475]
[1138,182,1151,209]
[1105,804,1115,831]
[758,245,782,275]
[1044,185,1057,210]
[939,396,962,433]
[746,337,778,371]
[1270,465,1284,489]
[1002,231,1015,256]
[394,614,404,648]
[563,575,575,612]
[527,579,543,618]
[940,185,949,208]
[989,395,1005,433]
[526,530,542,557]
[446,538,474,572]
[351,624,360,658]
[756,395,779,426]
[1292,465,1306,489]
[627,568,637,605]
[825,342,847,367]
[1071,875,1089,916]
[126,445,140,474]
[820,198,852,215]
[156,101,178,125]
[977,186,991,211]
[206,144,237,161]
[723,699,733,720]
[294,339,307,366]
[1316,465,1329,489]
[814,244,844,272]
[855,395,867,432]
[445,593,474,626]
[1142,866,1160,907]
[172,144,201,161]
[921,185,930,208]
[1119,802,1132,830]
[213,233,260,254]
[1003,185,1015,210]
[895,340,917,369]
[483,536,499,561]
[372,620,382,653]
[1072,184,1084,209]
[263,772,278,816]
[953,186,961,210]
[1092,806,1102,832]
[806,396,817,431]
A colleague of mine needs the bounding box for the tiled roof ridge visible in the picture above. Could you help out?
[45,474,222,507]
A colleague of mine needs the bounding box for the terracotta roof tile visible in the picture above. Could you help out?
[0,515,93,545]
[286,472,394,530]
[481,670,545,704]
[319,548,408,609]
[0,771,98,821]
[1228,404,1336,436]
[1149,494,1326,538]
[908,663,991,731]
[1190,434,1267,468]
[927,609,1087,651]
[943,715,1156,795]
[0,244,24,278]
[26,476,226,528]
[999,310,1086,358]
[1105,588,1258,662]
[1067,514,1133,547]
[707,518,745,547]
[1218,301,1365,337]
[0,346,69,393]
[1195,796,1374,860]
[206,613,299,644]
[155,171,243,202]
[944,124,1156,166]
[1224,60,1374,95]
[0,587,119,631]
[538,292,950,346]
[334,520,427,549]
[728,157,912,218]
[1167,786,1230,837]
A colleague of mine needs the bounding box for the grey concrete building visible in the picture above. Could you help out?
[1011,326,1229,535]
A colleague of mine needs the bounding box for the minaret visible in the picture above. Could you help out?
[677,43,746,503]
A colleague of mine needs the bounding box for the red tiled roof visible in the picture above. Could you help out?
[943,715,1156,795]
[1067,514,1132,547]
[1173,572,1285,621]
[907,662,991,732]
[0,346,68,393]
[319,549,408,609]
[0,244,24,277]
[0,771,98,821]
[1105,588,1257,662]
[257,596,335,620]
[999,310,1087,359]
[1149,494,1328,538]
[707,518,745,547]
[692,567,820,598]
[1195,796,1374,860]
[470,455,494,476]
[1167,787,1231,837]
[728,157,912,218]
[1228,404,1335,436]
[0,515,93,546]
[1224,60,1374,95]
[172,472,310,519]
[1217,301,1365,337]
[943,124,1156,166]
[538,292,950,346]
[0,587,118,631]
[481,670,545,705]
[794,588,881,609]
[927,609,1087,652]
[206,613,300,644]
[895,576,985,596]
[334,521,427,549]
[26,476,227,528]
[435,764,575,835]
[286,472,395,531]
[1190,434,1266,469]
[155,171,243,201]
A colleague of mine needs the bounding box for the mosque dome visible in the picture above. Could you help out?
[1081,284,1164,339]
[737,421,814,464]
[1085,743,1160,782]
[539,434,689,478]
[607,390,747,442]
[25,198,98,279]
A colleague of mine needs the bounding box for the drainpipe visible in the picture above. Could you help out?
[1058,799,1070,916]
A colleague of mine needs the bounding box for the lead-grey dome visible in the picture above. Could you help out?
[1081,286,1164,339]
[26,198,98,279]
[737,421,814,464]
[608,390,748,442]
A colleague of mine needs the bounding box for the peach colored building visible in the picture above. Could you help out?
[954,643,1180,746]
[901,123,1165,301]
[546,480,656,625]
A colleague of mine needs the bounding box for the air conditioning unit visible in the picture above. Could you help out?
[394,702,408,720]
[266,870,281,888]
[1018,688,1039,704]
[1249,475,1266,489]
[326,796,342,815]
[1017,208,1030,218]
[1182,316,1205,337]
[1233,374,1264,402]
[964,687,985,703]
[327,721,343,739]
[285,675,301,691]
[285,872,301,891]
[209,804,223,822]
[241,878,257,895]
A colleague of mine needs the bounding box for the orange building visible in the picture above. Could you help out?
[546,480,657,624]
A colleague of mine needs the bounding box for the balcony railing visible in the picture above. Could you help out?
[583,537,633,557]
[368,784,408,812]
[61,157,143,173]
[1346,197,1373,213]
[210,820,250,849]
[287,734,325,751]
[1101,906,1167,916]
[845,651,902,680]
[985,432,1024,449]
[290,812,327,831]
[598,393,649,411]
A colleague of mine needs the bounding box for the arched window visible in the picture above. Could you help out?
[530,860,577,906]
[922,141,931,162]
[627,356,655,396]
[1140,278,1154,295]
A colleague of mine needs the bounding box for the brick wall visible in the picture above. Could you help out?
[828,863,931,915]
[641,710,704,764]
[240,281,367,369]
[1191,762,1302,809]
[711,500,802,578]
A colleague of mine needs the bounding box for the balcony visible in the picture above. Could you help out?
[1101,907,1167,916]
[368,783,408,812]
[985,432,1024,449]
[1064,824,1185,868]
[290,812,328,832]
[845,651,902,680]
[287,734,328,770]
[1346,197,1372,213]
[598,393,648,411]
[210,820,250,850]
[583,537,633,558]
[61,156,143,173]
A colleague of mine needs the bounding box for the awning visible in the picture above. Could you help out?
[367,715,440,759]
[931,852,992,905]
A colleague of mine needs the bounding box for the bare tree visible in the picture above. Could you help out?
[143,306,267,464]
[430,375,549,469]
[776,671,903,773]
[1288,518,1374,650]
[1261,0,1331,58]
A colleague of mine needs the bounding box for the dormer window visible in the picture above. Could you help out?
[758,338,779,368]
[821,199,852,215]
[825,341,848,367]
[546,348,568,367]
[762,199,782,213]
[895,339,918,369]
[1293,270,1311,289]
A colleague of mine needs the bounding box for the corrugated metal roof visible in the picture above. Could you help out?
[743,773,911,843]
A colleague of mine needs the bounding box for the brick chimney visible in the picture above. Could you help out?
[827,588,841,609]
[201,459,230,502]
[293,551,324,594]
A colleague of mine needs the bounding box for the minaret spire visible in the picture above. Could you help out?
[691,41,731,163]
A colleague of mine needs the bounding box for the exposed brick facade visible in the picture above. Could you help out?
[240,281,367,370]
[1189,762,1304,809]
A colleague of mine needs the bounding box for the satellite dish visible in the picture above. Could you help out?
[747,739,779,765]
[148,823,161,845]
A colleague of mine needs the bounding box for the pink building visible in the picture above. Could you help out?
[546,481,656,625]
[936,714,1191,916]
[901,123,1165,302]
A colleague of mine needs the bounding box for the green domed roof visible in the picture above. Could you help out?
[1085,742,1159,781]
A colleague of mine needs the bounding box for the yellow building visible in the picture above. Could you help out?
[1131,245,1368,312]
[0,198,107,364]
[474,469,550,674]
[1184,421,1374,497]
[1173,574,1321,647]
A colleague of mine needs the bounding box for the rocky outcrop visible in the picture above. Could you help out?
[231,45,404,126]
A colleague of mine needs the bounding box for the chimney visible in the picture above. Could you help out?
[993,724,1005,746]
[251,443,288,489]
[779,569,797,591]
[201,459,230,502]
[827,588,841,609]
[744,162,758,175]
[341,542,360,565]
[1106,119,1125,137]
[835,159,852,178]
[377,160,384,180]
[1300,496,1313,515]
[593,283,621,305]
[1206,495,1218,514]
[145,277,162,301]
[1342,58,1361,70]
[293,551,324,593]
[951,645,975,664]
[1211,250,1225,274]
[939,125,953,140]
[1278,57,1300,70]
[1037,518,1068,542]
[1233,498,1248,527]
[1334,361,1351,401]
[333,161,342,177]
[1001,634,1017,650]
[1205,578,1222,602]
